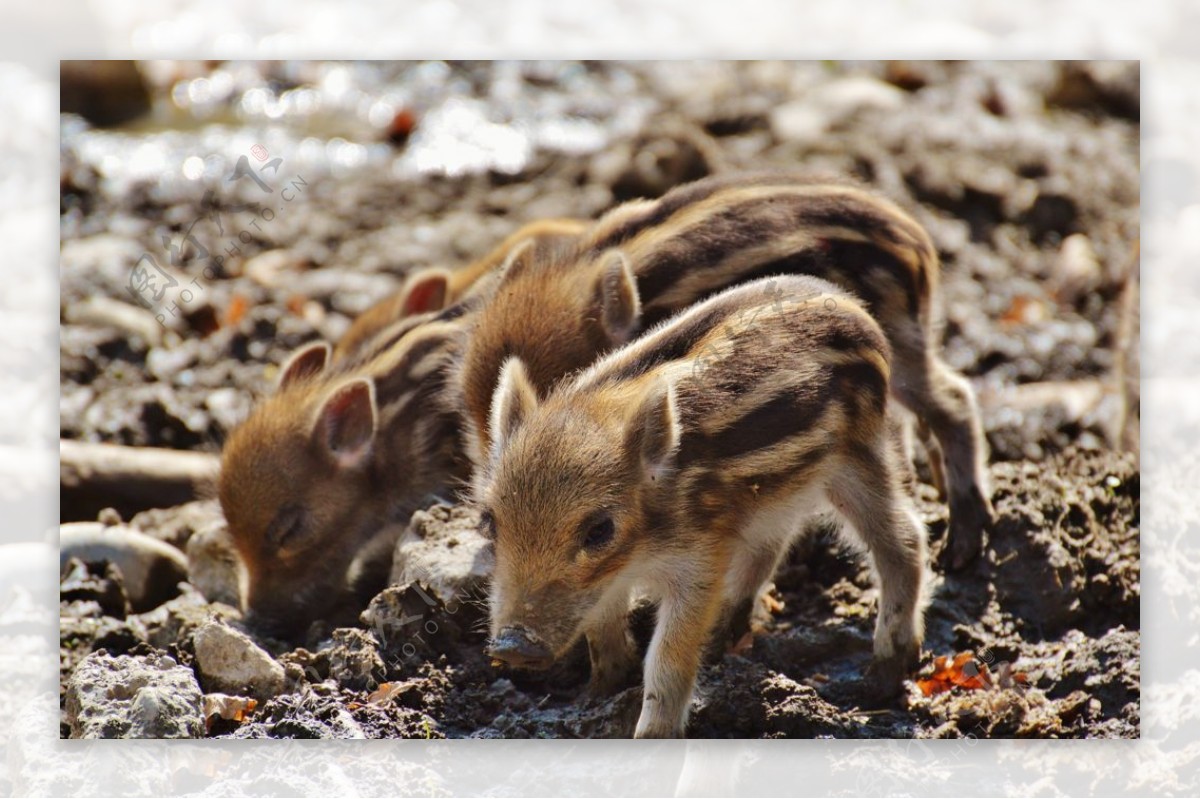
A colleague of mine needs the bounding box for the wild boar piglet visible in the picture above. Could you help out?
[218,218,586,638]
[458,172,992,570]
[476,275,928,738]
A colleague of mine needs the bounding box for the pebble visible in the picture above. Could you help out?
[244,249,302,288]
[389,503,493,607]
[185,522,242,608]
[203,387,249,433]
[193,620,286,700]
[1052,234,1102,304]
[770,76,905,143]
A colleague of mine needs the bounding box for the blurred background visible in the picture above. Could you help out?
[58,60,1138,521]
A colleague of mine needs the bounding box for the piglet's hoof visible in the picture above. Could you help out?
[942,490,995,571]
[856,645,920,707]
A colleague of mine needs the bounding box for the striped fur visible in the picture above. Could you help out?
[335,217,587,360]
[218,312,470,638]
[458,172,992,569]
[475,276,927,738]
[216,218,587,638]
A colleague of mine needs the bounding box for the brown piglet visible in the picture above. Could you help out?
[457,172,992,569]
[218,218,585,637]
[476,276,927,738]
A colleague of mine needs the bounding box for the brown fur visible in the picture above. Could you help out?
[458,173,992,568]
[217,218,587,637]
[476,276,927,738]
[219,317,468,638]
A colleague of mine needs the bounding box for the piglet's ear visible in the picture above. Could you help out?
[489,357,538,464]
[314,378,376,469]
[399,268,451,315]
[278,341,331,389]
[594,250,641,346]
[626,379,681,483]
[495,238,538,285]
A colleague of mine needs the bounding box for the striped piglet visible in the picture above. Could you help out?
[477,276,927,738]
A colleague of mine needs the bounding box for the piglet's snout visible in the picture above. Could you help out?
[487,625,554,669]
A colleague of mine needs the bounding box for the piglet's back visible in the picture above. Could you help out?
[575,275,889,414]
[569,276,890,500]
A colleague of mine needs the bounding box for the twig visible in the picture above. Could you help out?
[60,439,219,521]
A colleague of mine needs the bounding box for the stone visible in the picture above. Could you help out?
[185,521,242,608]
[389,503,493,607]
[204,387,250,434]
[193,620,285,700]
[768,101,829,145]
[770,76,906,143]
[64,650,204,738]
[59,557,131,619]
[1052,233,1102,304]
[59,523,188,613]
[137,582,241,654]
[808,75,906,117]
[359,581,481,665]
[131,499,225,551]
[244,249,303,287]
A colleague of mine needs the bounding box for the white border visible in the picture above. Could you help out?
[1,1,1192,795]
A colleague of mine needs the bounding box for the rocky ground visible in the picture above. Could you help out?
[58,60,1140,739]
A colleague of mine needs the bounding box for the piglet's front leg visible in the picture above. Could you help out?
[633,549,728,739]
[586,598,639,697]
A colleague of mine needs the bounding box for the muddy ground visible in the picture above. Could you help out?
[58,60,1140,739]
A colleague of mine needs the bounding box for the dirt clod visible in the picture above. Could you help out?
[65,650,204,739]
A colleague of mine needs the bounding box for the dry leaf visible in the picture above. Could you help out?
[285,294,307,316]
[224,294,250,327]
[1000,295,1049,326]
[367,682,409,705]
[203,694,257,732]
[916,652,1004,697]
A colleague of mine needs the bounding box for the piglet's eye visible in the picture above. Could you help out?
[267,505,308,550]
[479,509,497,540]
[582,513,615,551]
